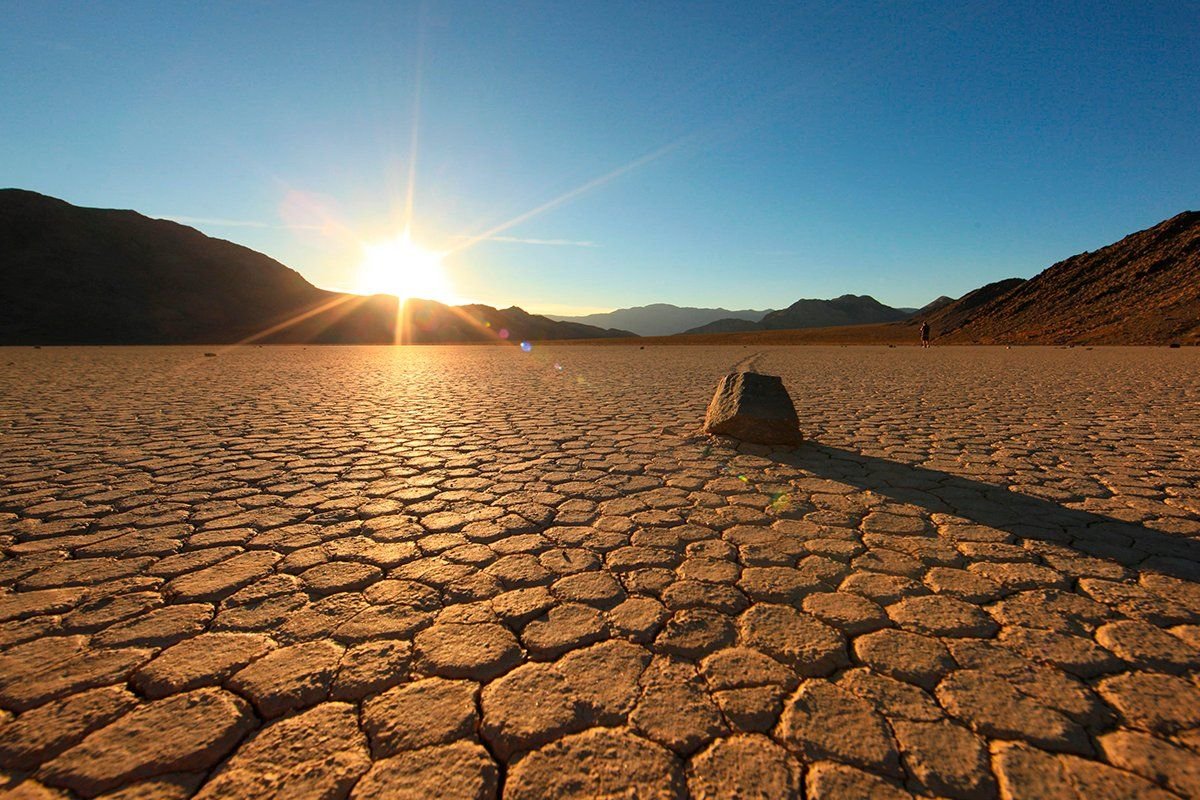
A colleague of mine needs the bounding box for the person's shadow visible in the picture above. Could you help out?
[766,441,1200,583]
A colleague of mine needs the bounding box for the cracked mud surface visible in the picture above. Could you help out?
[1,344,1198,799]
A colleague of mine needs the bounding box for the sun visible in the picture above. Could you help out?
[355,229,455,303]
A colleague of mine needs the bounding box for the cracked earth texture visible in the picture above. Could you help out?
[1,344,1198,799]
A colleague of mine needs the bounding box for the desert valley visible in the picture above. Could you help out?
[2,189,1197,348]
[3,3,1199,799]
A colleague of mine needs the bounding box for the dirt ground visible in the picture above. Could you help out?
[1,344,1198,798]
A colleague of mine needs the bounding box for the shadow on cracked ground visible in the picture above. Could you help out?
[779,441,1200,581]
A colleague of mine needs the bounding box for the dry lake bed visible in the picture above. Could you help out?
[1,344,1199,799]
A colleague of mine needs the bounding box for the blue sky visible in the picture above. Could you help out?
[3,1,1197,313]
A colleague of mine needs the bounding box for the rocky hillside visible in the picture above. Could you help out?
[913,278,1027,335]
[916,295,955,315]
[0,190,631,344]
[927,212,1200,344]
[549,303,770,336]
[686,294,911,334]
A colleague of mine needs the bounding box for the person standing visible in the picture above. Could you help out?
[919,321,931,348]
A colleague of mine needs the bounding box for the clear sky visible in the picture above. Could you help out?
[3,1,1197,314]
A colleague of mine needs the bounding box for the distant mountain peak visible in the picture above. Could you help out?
[684,294,911,335]
[917,295,955,315]
[547,303,771,337]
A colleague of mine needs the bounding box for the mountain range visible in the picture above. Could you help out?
[0,190,632,345]
[2,189,1196,346]
[548,304,770,337]
[668,212,1199,346]
[684,294,914,334]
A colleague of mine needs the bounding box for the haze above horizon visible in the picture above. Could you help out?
[3,2,1197,315]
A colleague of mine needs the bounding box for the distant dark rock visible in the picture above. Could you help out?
[759,294,912,330]
[684,295,910,335]
[704,372,802,445]
[548,303,771,337]
[0,189,632,345]
[683,318,764,334]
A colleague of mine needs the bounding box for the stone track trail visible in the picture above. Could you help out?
[0,344,1198,799]
[725,349,767,374]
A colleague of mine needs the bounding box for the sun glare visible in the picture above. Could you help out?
[355,230,455,303]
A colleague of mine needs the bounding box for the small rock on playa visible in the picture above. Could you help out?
[703,371,803,445]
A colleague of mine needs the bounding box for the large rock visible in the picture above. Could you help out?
[704,372,802,445]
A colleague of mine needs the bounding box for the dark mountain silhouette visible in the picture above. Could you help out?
[684,294,911,334]
[399,300,634,343]
[682,317,764,334]
[923,212,1200,344]
[0,189,631,344]
[548,303,770,336]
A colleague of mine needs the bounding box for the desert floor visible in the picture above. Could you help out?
[1,344,1198,799]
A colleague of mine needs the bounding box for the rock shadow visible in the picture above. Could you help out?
[769,441,1200,583]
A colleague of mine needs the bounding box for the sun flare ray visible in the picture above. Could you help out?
[446,135,694,257]
[232,293,364,347]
